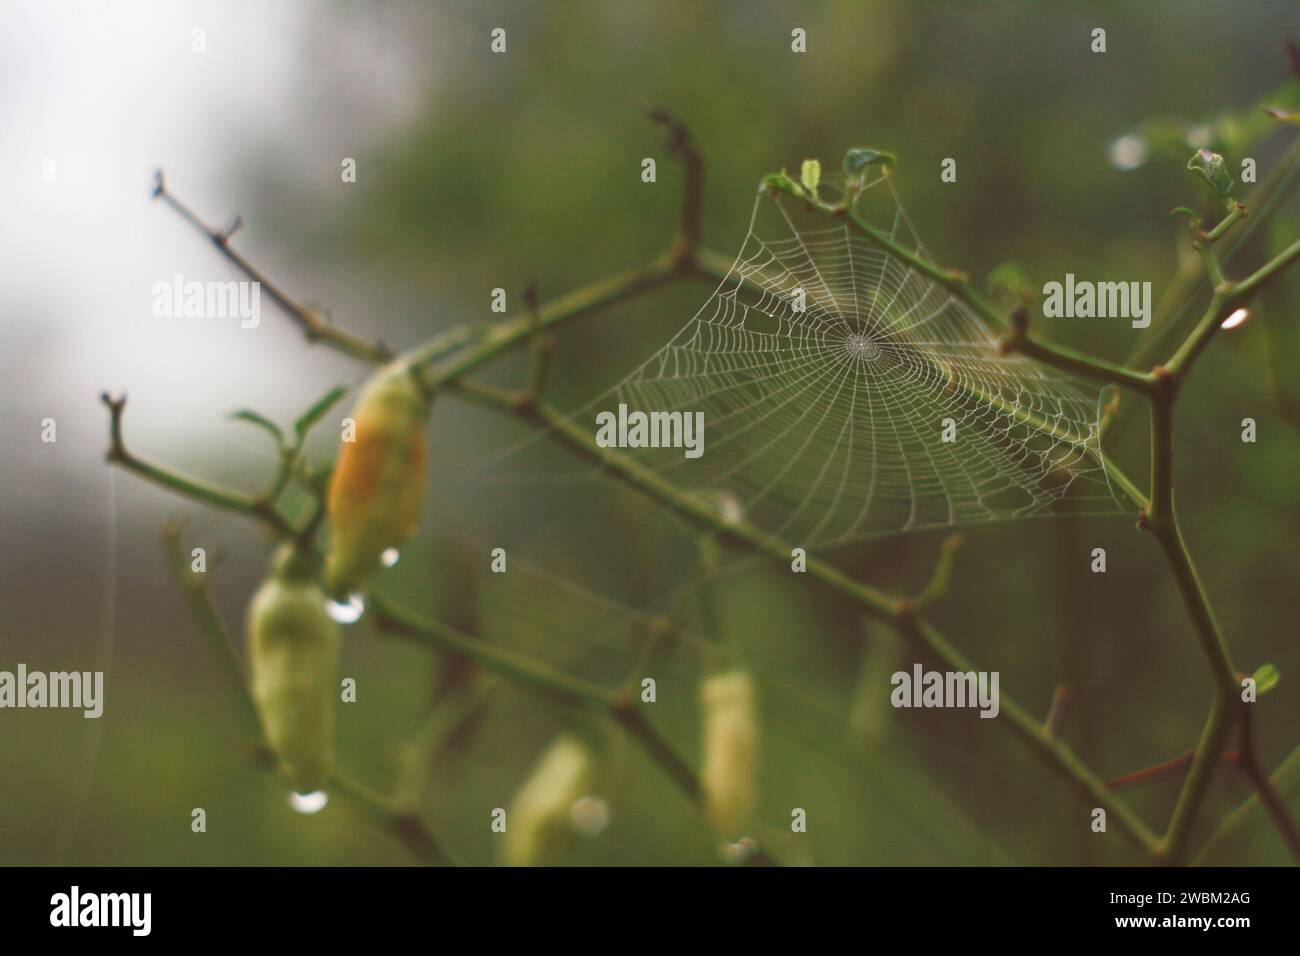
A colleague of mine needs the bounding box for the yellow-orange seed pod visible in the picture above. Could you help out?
[247,545,341,795]
[325,362,431,596]
[700,670,759,843]
[502,735,595,867]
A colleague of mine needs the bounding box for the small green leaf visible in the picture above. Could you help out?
[294,384,349,438]
[231,409,284,444]
[800,158,821,195]
[1186,149,1234,197]
[843,148,896,177]
[1252,663,1280,696]
[761,169,807,200]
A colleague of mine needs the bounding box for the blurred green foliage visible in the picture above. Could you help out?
[6,0,1300,866]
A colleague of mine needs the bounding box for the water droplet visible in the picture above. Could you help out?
[288,790,329,814]
[381,547,400,568]
[569,795,610,836]
[1220,307,1250,331]
[325,592,365,624]
[1108,134,1149,171]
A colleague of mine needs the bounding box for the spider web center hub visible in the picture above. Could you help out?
[842,332,883,362]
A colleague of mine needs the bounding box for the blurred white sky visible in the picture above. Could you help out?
[0,0,447,860]
[0,0,443,506]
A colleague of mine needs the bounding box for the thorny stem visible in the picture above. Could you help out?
[159,528,458,865]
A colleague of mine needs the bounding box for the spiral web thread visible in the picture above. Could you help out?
[487,170,1122,547]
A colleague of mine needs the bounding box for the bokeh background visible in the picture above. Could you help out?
[2,0,1297,866]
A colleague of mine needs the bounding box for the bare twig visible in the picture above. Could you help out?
[152,171,392,363]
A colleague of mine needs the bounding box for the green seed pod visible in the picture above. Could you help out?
[247,545,341,795]
[700,670,759,843]
[326,362,431,596]
[502,734,595,867]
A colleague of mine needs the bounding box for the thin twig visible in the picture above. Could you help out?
[152,171,392,363]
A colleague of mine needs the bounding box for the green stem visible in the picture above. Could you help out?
[1004,331,1156,395]
[367,591,716,821]
[1145,393,1241,863]
[1195,743,1300,864]
[1234,705,1300,863]
[368,591,622,709]
[450,381,1162,857]
[328,773,464,866]
[1160,690,1235,864]
[161,524,264,741]
[408,254,684,388]
[103,394,287,534]
[1232,236,1300,300]
[160,529,458,864]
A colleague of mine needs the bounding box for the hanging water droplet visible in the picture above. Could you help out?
[569,795,611,837]
[325,592,365,624]
[288,790,329,814]
[1220,307,1250,331]
[381,547,400,568]
[1108,134,1149,171]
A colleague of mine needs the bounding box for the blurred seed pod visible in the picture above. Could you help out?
[502,734,597,866]
[247,545,341,795]
[325,362,431,596]
[700,670,759,844]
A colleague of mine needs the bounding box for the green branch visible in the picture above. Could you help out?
[102,393,289,534]
[448,379,1162,857]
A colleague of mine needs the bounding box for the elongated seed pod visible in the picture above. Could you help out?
[326,362,431,596]
[502,735,594,867]
[247,546,341,794]
[700,670,758,842]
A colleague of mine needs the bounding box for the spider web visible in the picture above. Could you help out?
[481,170,1123,547]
